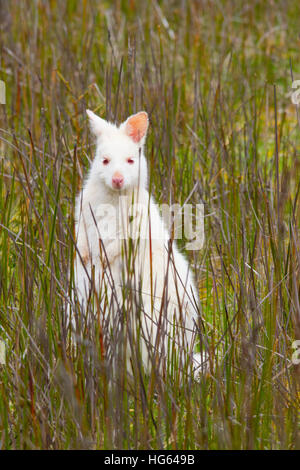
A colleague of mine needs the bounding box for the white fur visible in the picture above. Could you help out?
[73,110,203,375]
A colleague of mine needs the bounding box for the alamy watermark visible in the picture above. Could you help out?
[292,340,300,365]
[0,340,5,365]
[291,80,300,105]
[92,198,205,250]
[0,80,5,105]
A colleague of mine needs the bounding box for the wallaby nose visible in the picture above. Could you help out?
[112,172,124,189]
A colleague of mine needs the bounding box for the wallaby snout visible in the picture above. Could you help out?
[112,171,124,189]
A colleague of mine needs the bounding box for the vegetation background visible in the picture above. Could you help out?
[0,0,299,449]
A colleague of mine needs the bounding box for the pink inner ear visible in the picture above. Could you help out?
[126,112,148,143]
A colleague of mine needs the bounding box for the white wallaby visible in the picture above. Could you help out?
[74,110,205,375]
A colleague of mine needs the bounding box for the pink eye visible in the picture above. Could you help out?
[102,158,110,165]
[127,158,134,164]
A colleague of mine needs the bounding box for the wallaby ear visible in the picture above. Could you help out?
[86,109,109,136]
[122,111,149,144]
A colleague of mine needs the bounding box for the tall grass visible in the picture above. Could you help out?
[0,0,299,449]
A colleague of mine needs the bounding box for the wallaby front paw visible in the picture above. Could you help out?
[77,246,90,266]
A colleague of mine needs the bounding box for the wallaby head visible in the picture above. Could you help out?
[86,110,149,192]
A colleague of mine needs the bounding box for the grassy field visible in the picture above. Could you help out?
[0,0,299,450]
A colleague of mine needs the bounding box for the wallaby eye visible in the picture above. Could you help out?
[127,158,134,164]
[102,158,110,165]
